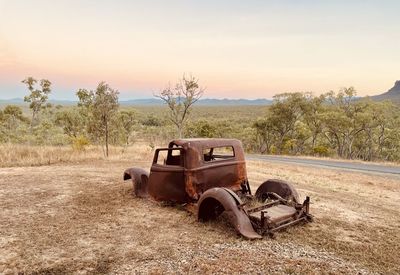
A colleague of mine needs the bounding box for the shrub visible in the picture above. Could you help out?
[313,145,329,157]
[71,135,90,151]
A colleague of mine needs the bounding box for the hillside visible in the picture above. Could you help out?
[120,98,272,106]
[0,97,272,106]
[370,80,400,102]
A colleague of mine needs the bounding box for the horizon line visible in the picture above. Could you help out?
[0,97,274,101]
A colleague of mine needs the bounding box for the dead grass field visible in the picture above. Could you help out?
[0,144,154,168]
[0,147,399,274]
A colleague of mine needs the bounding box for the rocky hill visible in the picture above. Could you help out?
[370,81,400,102]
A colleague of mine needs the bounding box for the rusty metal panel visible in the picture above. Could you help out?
[166,139,247,200]
[123,168,149,198]
[197,187,262,239]
[148,165,189,203]
[188,161,245,194]
[169,138,246,169]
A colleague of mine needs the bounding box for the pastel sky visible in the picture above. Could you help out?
[0,0,399,100]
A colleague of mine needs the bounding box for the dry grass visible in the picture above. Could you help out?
[0,146,399,274]
[247,161,400,274]
[0,143,154,168]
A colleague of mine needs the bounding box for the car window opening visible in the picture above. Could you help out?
[203,146,235,162]
[156,149,183,166]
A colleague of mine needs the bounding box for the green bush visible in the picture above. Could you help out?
[313,145,329,157]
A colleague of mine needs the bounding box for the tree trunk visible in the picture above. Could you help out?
[30,112,35,130]
[311,132,318,151]
[178,125,183,138]
[348,138,354,159]
[277,133,285,154]
[105,120,109,157]
[334,133,343,157]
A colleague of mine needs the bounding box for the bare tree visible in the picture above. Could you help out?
[155,74,204,138]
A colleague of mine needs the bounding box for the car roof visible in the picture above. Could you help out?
[169,138,242,149]
[167,138,245,169]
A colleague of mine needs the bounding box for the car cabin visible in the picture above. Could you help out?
[147,138,248,203]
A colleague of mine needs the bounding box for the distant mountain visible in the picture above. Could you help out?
[121,98,272,106]
[0,98,24,104]
[0,98,76,106]
[196,98,272,106]
[370,81,400,102]
[0,97,272,106]
[120,98,162,105]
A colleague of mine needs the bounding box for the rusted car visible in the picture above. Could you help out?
[124,138,312,239]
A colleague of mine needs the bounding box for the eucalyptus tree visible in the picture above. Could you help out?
[55,108,85,138]
[302,94,326,151]
[268,93,307,153]
[76,82,119,157]
[323,88,368,159]
[0,105,28,142]
[118,109,137,148]
[22,77,52,127]
[253,118,276,154]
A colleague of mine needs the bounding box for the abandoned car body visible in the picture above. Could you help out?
[123,138,312,239]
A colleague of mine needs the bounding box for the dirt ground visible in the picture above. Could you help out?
[0,157,399,274]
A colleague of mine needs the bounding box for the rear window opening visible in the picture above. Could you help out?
[203,146,235,162]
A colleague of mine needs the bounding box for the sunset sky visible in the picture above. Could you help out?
[0,0,399,100]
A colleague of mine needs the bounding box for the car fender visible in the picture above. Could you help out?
[255,179,300,203]
[197,187,262,239]
[123,167,149,198]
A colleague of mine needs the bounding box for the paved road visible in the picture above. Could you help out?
[246,154,400,177]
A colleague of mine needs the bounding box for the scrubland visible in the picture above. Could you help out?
[0,145,399,274]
